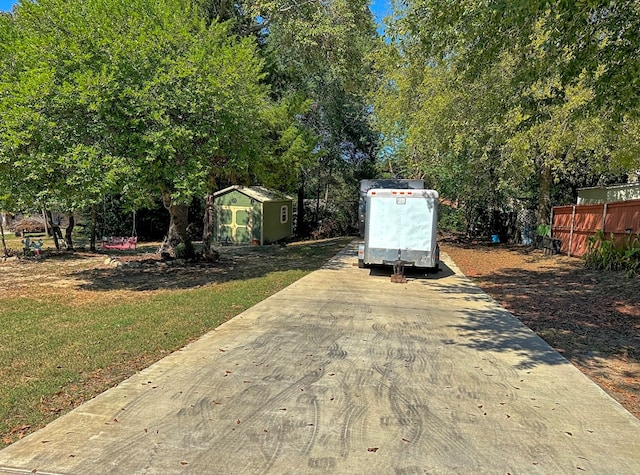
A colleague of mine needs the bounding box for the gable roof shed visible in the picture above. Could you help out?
[212,186,293,245]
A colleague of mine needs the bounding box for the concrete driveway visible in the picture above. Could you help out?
[1,243,639,474]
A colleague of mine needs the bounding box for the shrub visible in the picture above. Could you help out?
[174,242,187,259]
[584,230,640,277]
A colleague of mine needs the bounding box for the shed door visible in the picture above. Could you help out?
[218,206,253,243]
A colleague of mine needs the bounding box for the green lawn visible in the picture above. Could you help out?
[0,237,353,446]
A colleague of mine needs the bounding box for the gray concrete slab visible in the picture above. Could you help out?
[1,243,639,474]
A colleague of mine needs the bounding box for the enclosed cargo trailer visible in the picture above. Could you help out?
[358,188,439,271]
[358,179,425,237]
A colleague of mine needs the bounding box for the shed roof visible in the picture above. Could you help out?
[214,185,293,202]
[578,182,640,192]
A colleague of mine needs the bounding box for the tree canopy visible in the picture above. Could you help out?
[0,0,379,250]
[5,0,636,245]
[373,0,640,235]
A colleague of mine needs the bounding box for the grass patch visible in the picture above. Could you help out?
[0,237,352,446]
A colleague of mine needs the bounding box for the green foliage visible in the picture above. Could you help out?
[584,230,640,277]
[0,0,270,217]
[1,0,380,241]
[373,0,640,236]
[536,224,551,238]
[259,0,379,234]
[439,205,465,233]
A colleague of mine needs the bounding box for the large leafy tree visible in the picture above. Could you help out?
[374,0,640,233]
[260,0,379,234]
[0,0,270,256]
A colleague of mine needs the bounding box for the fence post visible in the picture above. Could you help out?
[568,205,576,258]
[602,202,608,233]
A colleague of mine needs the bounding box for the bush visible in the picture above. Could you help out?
[584,230,640,277]
[439,205,465,233]
[174,242,187,259]
[10,218,46,235]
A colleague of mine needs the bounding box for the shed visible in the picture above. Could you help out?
[213,185,293,245]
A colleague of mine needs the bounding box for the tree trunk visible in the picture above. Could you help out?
[537,163,553,225]
[201,193,218,260]
[90,206,97,252]
[64,213,75,250]
[41,209,48,236]
[161,190,194,259]
[0,221,8,258]
[45,210,62,250]
[296,184,306,237]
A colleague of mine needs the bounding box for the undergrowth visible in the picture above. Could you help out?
[584,230,640,277]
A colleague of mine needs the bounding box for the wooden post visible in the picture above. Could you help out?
[602,202,608,233]
[568,205,576,258]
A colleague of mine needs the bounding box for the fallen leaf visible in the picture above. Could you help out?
[236,419,241,425]
[180,461,189,466]
[367,447,379,452]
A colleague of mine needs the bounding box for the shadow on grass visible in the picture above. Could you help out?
[72,238,355,292]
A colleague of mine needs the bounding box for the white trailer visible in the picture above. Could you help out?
[358,188,440,272]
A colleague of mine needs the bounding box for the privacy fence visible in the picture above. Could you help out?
[551,199,640,257]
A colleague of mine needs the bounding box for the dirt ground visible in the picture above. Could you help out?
[0,240,347,300]
[441,237,640,419]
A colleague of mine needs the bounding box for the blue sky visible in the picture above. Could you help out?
[0,0,15,12]
[1,0,392,21]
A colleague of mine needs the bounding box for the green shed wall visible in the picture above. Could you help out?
[213,190,292,245]
[213,190,260,245]
[262,200,293,244]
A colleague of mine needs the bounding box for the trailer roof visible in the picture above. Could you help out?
[367,189,439,199]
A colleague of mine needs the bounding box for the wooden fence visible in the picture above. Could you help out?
[551,199,640,257]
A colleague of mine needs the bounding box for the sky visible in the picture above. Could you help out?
[0,0,393,21]
[0,0,14,12]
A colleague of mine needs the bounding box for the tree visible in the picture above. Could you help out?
[0,0,271,257]
[373,0,640,235]
[260,0,380,235]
